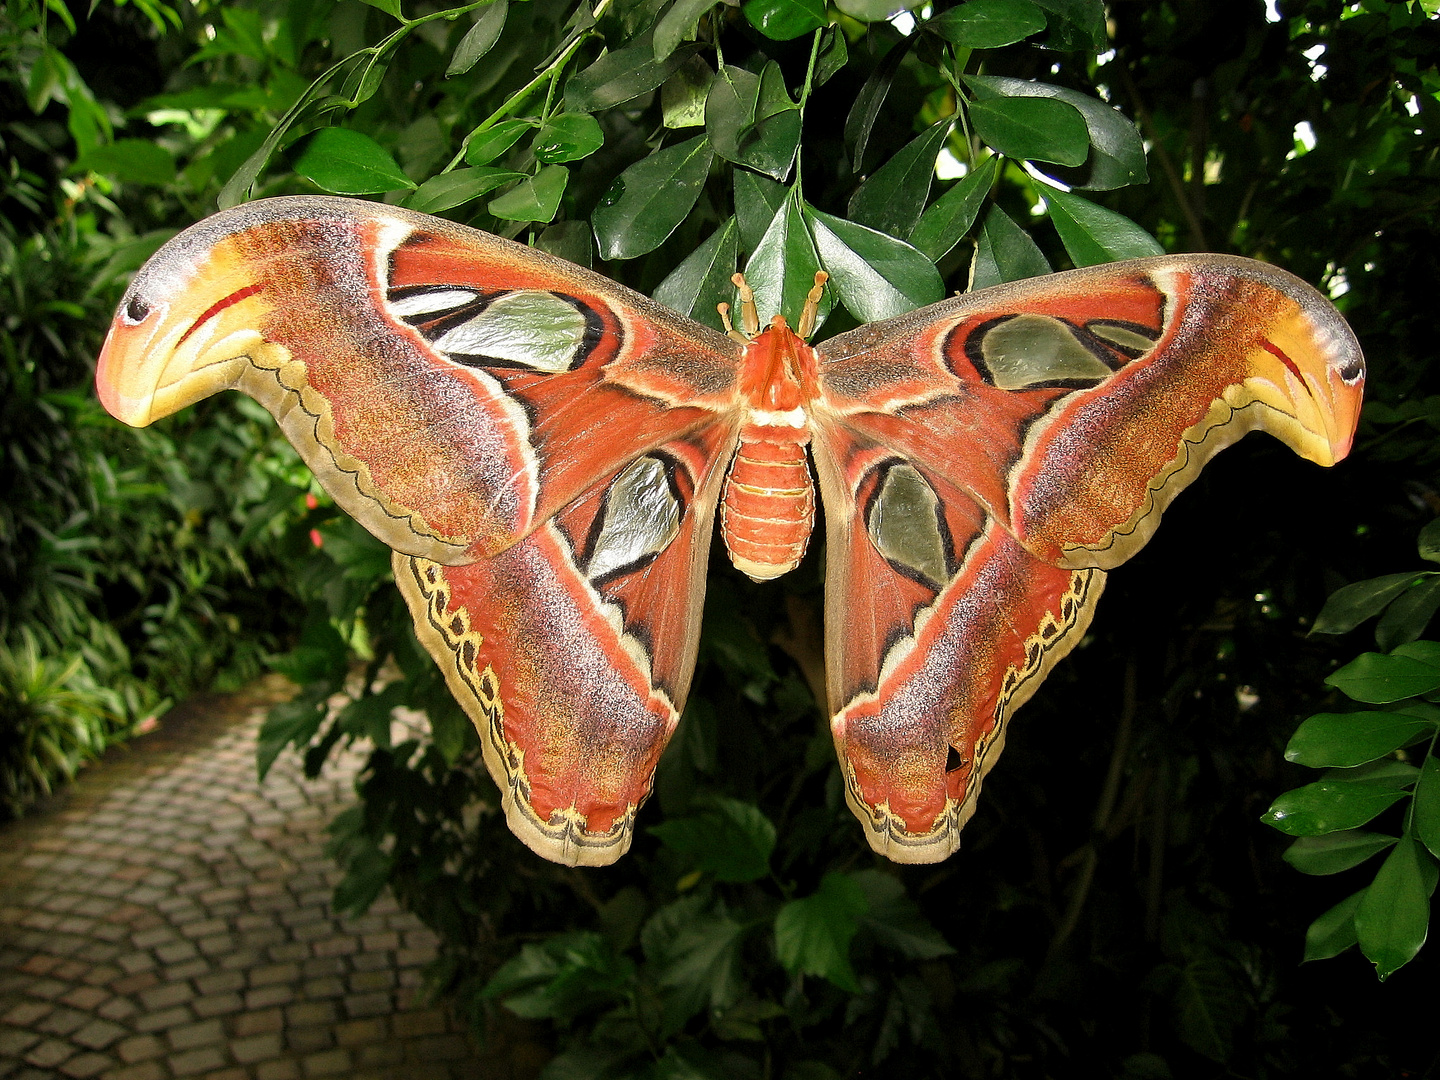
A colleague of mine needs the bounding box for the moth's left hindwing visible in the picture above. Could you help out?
[96,196,745,865]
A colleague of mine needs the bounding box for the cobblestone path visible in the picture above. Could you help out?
[0,678,527,1080]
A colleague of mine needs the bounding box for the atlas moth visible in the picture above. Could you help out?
[96,195,1364,866]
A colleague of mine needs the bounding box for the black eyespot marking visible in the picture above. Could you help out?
[123,296,151,324]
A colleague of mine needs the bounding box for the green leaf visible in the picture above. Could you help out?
[1261,780,1409,836]
[804,207,944,322]
[848,119,951,239]
[850,870,955,959]
[909,156,998,262]
[815,26,849,87]
[566,44,695,112]
[775,872,870,991]
[293,128,415,194]
[534,113,605,164]
[1044,187,1164,265]
[483,932,634,1020]
[404,167,525,213]
[1421,519,1440,564]
[592,136,713,260]
[535,221,594,267]
[1312,572,1429,635]
[844,41,906,172]
[656,0,716,60]
[447,1,508,76]
[649,794,776,882]
[488,164,568,222]
[1377,577,1440,651]
[654,218,739,331]
[742,0,826,41]
[1285,711,1436,767]
[1031,0,1105,51]
[968,96,1089,166]
[1303,890,1363,962]
[970,204,1051,290]
[966,75,1146,189]
[1163,959,1245,1063]
[706,63,800,181]
[1283,831,1399,875]
[662,55,713,128]
[1415,754,1440,860]
[74,139,176,185]
[735,170,788,251]
[256,685,329,780]
[1355,833,1437,979]
[361,0,403,18]
[464,119,532,165]
[927,0,1047,48]
[744,190,828,333]
[641,896,748,1031]
[835,0,908,20]
[1326,650,1440,704]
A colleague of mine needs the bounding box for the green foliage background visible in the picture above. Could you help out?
[4,0,1440,1075]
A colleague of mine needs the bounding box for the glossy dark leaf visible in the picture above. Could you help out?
[1283,831,1398,875]
[592,135,713,260]
[1326,650,1440,704]
[464,119,532,165]
[1262,780,1409,836]
[534,112,605,163]
[735,170,787,251]
[1285,711,1436,768]
[927,0,1046,48]
[844,40,907,172]
[1376,576,1440,651]
[535,221,594,267]
[774,872,869,992]
[909,156,998,261]
[815,26,849,87]
[293,128,415,194]
[566,44,695,112]
[968,96,1088,166]
[1044,187,1163,264]
[654,217,739,330]
[404,167,525,213]
[966,74,1147,189]
[641,896,748,1030]
[742,0,826,41]
[488,164,568,222]
[1303,890,1363,962]
[970,204,1050,290]
[707,63,800,181]
[804,206,944,322]
[744,191,829,332]
[1355,834,1436,979]
[1415,755,1440,862]
[1031,0,1105,51]
[1312,572,1428,636]
[655,0,715,61]
[848,119,951,239]
[446,1,507,76]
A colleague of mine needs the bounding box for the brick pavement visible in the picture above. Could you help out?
[0,677,540,1080]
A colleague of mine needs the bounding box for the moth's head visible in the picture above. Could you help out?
[96,206,288,427]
